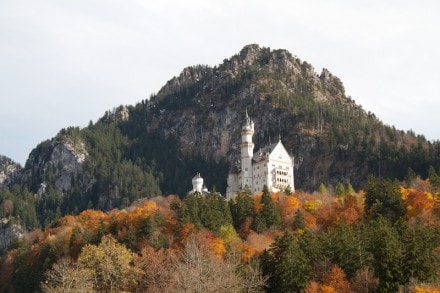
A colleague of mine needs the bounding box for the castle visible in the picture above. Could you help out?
[226,110,295,199]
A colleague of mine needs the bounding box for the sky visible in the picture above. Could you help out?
[1,0,439,165]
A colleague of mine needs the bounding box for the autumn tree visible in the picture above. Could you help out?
[79,234,137,292]
[134,246,175,292]
[170,236,266,292]
[40,257,94,293]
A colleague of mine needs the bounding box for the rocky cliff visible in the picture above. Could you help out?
[0,156,21,189]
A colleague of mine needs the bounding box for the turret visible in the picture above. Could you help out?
[241,109,254,189]
[192,173,204,193]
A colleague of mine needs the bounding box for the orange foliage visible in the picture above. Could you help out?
[322,265,351,293]
[194,231,226,258]
[77,209,107,232]
[303,210,317,230]
[279,195,301,225]
[254,193,263,212]
[415,286,440,293]
[306,265,350,293]
[316,195,361,229]
[245,231,275,255]
[402,187,435,219]
[175,223,195,248]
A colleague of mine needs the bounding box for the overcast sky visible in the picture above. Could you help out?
[1,0,439,165]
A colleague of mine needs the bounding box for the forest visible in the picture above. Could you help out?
[1,170,440,292]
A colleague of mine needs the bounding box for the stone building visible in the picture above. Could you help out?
[226,110,294,199]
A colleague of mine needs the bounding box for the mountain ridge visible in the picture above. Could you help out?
[1,44,439,228]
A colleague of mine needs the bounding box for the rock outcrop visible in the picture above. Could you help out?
[23,134,89,195]
[0,156,21,189]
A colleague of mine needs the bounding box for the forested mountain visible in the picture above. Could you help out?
[2,44,440,229]
[1,44,440,292]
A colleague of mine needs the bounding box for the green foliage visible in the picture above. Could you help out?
[292,209,305,231]
[404,167,417,185]
[428,165,440,189]
[399,222,439,283]
[318,183,327,194]
[320,222,371,279]
[365,218,404,292]
[364,176,405,222]
[252,186,281,233]
[262,232,312,292]
[229,191,255,230]
[179,192,232,233]
[0,185,39,229]
[335,182,346,196]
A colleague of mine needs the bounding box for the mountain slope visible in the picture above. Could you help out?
[6,44,440,227]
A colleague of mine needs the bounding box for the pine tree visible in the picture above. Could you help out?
[366,218,404,292]
[252,185,281,232]
[262,232,312,292]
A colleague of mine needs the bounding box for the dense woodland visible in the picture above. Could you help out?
[1,172,440,292]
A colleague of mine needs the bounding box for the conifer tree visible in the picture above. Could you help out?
[262,232,312,292]
[252,185,281,232]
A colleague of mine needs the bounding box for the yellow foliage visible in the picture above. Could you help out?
[219,224,239,244]
[415,286,440,293]
[282,196,301,216]
[321,285,336,293]
[210,237,226,258]
[304,199,322,213]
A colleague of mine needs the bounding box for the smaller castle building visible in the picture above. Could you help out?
[226,110,294,199]
[189,173,209,195]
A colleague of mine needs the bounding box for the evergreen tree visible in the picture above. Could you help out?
[318,183,327,194]
[366,218,404,292]
[292,209,305,231]
[335,182,346,196]
[404,167,417,186]
[252,185,281,232]
[229,192,255,230]
[364,176,405,223]
[262,232,312,292]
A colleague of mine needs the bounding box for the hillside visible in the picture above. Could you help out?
[2,44,440,228]
[0,155,20,189]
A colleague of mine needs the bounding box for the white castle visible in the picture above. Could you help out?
[226,110,295,199]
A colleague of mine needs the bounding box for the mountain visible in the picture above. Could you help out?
[3,44,440,227]
[0,155,20,189]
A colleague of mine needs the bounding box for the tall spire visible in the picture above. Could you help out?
[244,106,251,127]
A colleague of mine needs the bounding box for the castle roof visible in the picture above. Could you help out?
[253,141,279,163]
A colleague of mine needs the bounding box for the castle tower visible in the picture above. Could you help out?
[192,173,204,193]
[240,109,254,189]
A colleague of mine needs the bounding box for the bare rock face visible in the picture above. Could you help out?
[0,156,21,189]
[24,134,89,195]
[48,137,88,191]
[0,219,24,251]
